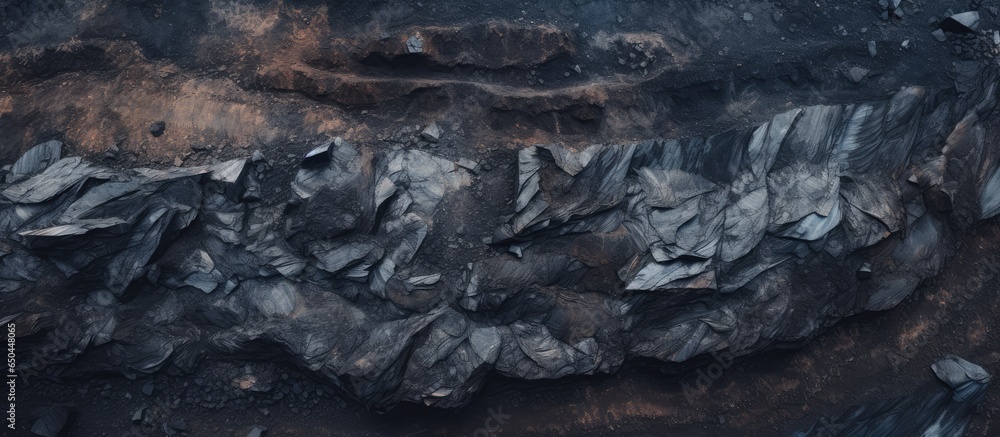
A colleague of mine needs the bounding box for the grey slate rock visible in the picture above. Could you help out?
[848,66,870,83]
[457,157,480,174]
[131,407,146,424]
[251,149,266,163]
[10,140,62,179]
[406,35,423,53]
[932,355,991,402]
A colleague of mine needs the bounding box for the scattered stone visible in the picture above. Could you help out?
[406,35,423,53]
[421,122,442,143]
[150,121,166,137]
[457,158,481,174]
[251,150,266,163]
[931,29,947,42]
[848,66,870,83]
[131,407,146,424]
[868,41,877,57]
[940,12,981,34]
[248,426,268,437]
[142,380,155,396]
[743,12,753,22]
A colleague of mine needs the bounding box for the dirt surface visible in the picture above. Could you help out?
[4,0,1000,435]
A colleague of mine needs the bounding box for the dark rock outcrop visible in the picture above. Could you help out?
[2,63,998,410]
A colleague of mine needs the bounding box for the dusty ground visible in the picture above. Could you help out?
[4,0,1000,435]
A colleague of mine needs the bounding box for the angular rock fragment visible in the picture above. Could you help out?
[457,157,480,174]
[940,12,981,34]
[420,122,441,143]
[131,407,146,424]
[848,66,869,83]
[406,35,423,53]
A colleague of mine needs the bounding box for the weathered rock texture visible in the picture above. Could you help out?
[2,62,999,410]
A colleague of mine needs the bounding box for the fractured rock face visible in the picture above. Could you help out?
[2,64,999,411]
